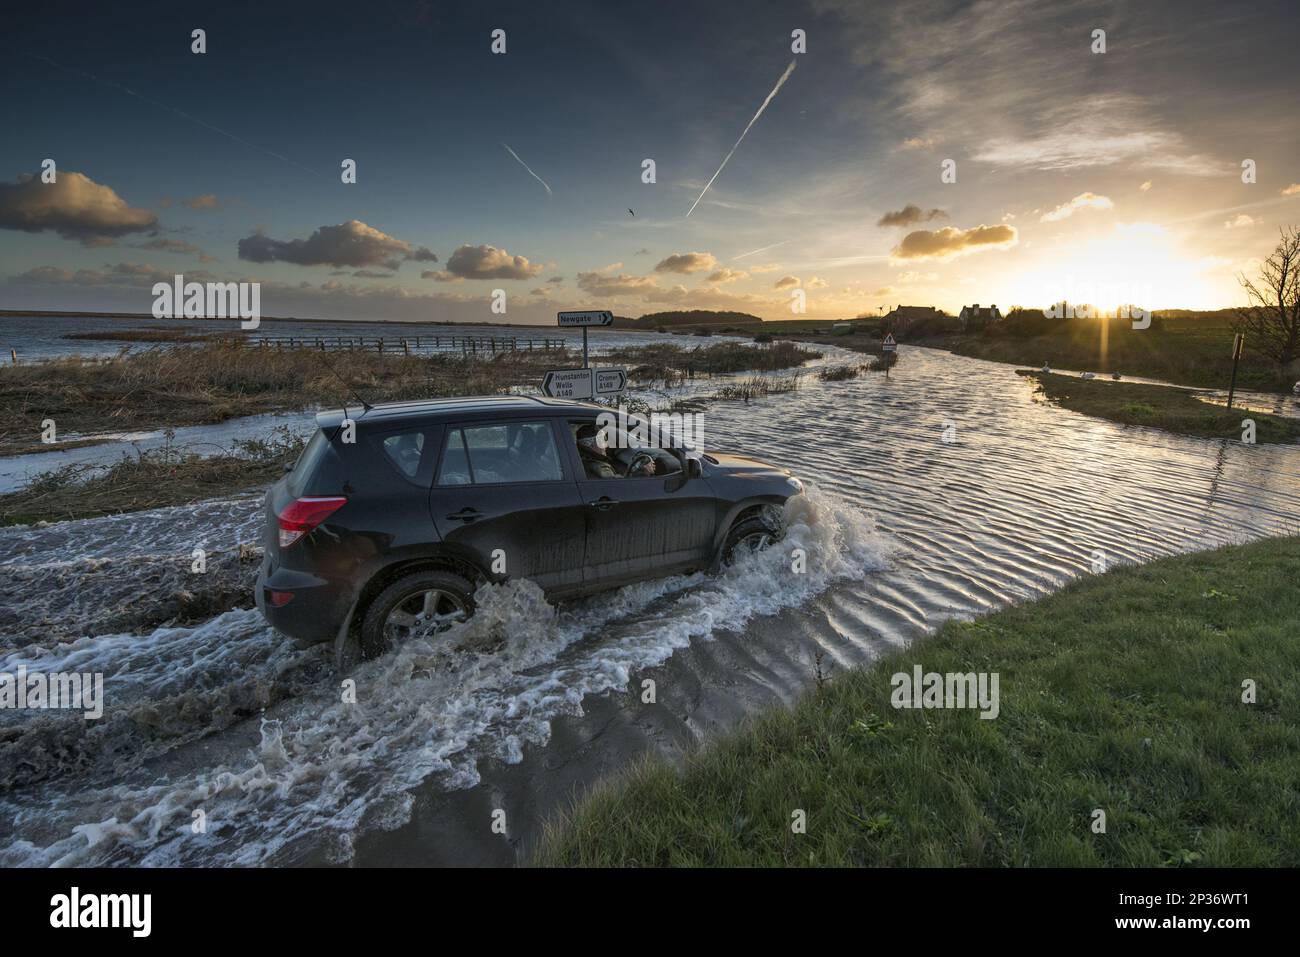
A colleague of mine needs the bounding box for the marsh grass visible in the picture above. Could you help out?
[0,426,306,525]
[0,341,572,455]
[610,340,820,385]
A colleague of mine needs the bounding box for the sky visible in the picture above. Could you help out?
[2,0,1299,324]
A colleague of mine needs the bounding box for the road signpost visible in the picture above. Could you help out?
[594,367,626,396]
[544,311,624,401]
[882,332,897,377]
[557,310,613,368]
[542,368,594,399]
[541,366,627,400]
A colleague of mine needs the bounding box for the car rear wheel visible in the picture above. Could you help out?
[721,514,783,567]
[359,570,476,658]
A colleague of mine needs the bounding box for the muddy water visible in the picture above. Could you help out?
[1,345,1297,866]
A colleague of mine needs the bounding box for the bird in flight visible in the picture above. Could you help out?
[628,208,635,216]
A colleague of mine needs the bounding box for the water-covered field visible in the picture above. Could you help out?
[1,345,1297,866]
[0,315,683,363]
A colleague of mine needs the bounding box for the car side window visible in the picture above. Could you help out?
[440,421,563,485]
[381,430,426,480]
[435,428,472,485]
[571,419,679,480]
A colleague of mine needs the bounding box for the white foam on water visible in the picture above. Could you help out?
[0,485,887,867]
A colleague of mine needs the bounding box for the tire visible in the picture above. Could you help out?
[720,513,783,567]
[359,569,476,659]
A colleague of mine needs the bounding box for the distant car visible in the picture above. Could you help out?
[256,396,803,658]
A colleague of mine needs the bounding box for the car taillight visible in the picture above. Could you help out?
[277,496,347,548]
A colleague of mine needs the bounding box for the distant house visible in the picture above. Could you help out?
[881,304,960,336]
[831,321,854,335]
[884,305,943,327]
[959,303,1002,331]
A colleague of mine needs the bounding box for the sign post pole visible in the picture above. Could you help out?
[583,327,589,369]
[1227,332,1244,410]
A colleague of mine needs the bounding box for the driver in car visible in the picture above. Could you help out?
[576,423,657,478]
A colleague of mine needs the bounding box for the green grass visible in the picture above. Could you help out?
[1022,371,1300,444]
[535,535,1300,867]
[917,312,1296,394]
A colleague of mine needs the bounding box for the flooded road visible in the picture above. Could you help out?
[1,345,1297,866]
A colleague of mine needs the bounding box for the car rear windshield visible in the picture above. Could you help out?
[288,428,330,496]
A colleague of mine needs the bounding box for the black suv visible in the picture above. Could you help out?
[256,396,803,657]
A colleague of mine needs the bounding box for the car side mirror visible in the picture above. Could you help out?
[686,458,702,479]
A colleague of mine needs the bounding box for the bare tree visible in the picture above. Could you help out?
[1234,226,1300,367]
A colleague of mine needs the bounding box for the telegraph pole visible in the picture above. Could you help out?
[1226,333,1244,410]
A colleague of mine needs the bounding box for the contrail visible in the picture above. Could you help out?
[686,59,797,218]
[732,238,794,260]
[26,54,319,175]
[502,143,552,196]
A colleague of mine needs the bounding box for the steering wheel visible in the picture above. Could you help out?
[627,451,655,476]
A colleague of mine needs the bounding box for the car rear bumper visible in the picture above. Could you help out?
[256,557,348,645]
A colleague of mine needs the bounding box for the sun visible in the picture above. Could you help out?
[1005,224,1227,313]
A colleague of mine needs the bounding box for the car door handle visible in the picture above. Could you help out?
[588,497,619,511]
[446,507,483,523]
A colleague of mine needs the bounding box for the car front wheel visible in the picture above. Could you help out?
[721,513,784,567]
[359,569,476,659]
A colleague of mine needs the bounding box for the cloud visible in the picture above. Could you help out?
[0,170,157,245]
[1140,181,1153,192]
[238,219,436,269]
[443,244,542,280]
[1283,184,1300,196]
[353,269,396,278]
[575,271,659,297]
[877,204,947,228]
[182,194,218,210]
[1040,192,1114,222]
[774,275,800,290]
[900,136,935,150]
[423,270,461,282]
[13,261,217,287]
[633,247,651,255]
[891,224,1018,261]
[871,286,896,297]
[748,263,781,273]
[706,268,747,284]
[547,275,565,283]
[806,276,829,289]
[1224,214,1257,229]
[137,238,204,256]
[653,251,719,274]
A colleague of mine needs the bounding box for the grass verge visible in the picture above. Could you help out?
[1022,371,1300,444]
[912,312,1297,394]
[535,535,1300,866]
